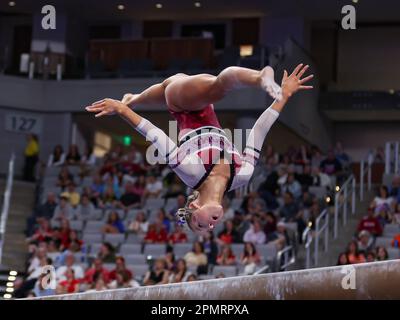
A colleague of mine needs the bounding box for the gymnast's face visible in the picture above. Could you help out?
[188,200,224,235]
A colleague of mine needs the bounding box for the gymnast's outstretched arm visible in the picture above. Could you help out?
[234,65,314,187]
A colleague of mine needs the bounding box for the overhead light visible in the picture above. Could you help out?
[335,186,340,192]
[240,45,254,57]
[155,3,163,9]
[6,282,14,287]
[352,0,358,3]
[8,1,16,6]
[9,271,17,276]
[194,2,201,7]
[3,294,12,299]
[7,276,16,281]
[326,196,331,203]
[5,288,14,293]
[117,4,125,10]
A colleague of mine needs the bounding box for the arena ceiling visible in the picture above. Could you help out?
[0,0,399,22]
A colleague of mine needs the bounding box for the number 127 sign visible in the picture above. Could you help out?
[5,112,43,135]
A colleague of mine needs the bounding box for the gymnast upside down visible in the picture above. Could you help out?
[86,64,313,235]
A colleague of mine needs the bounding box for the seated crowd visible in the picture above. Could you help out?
[18,141,351,298]
[337,179,400,265]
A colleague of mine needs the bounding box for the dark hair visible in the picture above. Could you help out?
[337,252,349,265]
[192,241,204,253]
[107,211,120,224]
[376,246,389,260]
[346,240,360,256]
[53,145,64,162]
[379,185,389,198]
[243,242,257,258]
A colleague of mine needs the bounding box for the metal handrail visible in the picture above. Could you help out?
[276,245,295,271]
[253,264,270,275]
[360,152,373,201]
[334,175,356,239]
[302,226,313,269]
[385,141,400,175]
[314,208,330,266]
[0,153,15,266]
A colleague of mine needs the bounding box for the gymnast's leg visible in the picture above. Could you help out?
[164,66,282,112]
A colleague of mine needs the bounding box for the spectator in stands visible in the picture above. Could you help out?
[281,173,302,199]
[57,166,74,190]
[240,242,261,275]
[102,211,125,234]
[27,246,48,275]
[334,142,351,168]
[371,186,394,213]
[119,181,142,210]
[310,146,324,169]
[169,258,190,283]
[358,230,374,253]
[143,174,163,199]
[389,175,400,204]
[337,252,349,265]
[264,212,277,242]
[127,211,149,235]
[84,258,110,285]
[216,245,236,266]
[280,192,299,222]
[144,220,168,243]
[156,209,171,233]
[376,204,393,227]
[257,159,280,210]
[243,218,266,245]
[221,197,235,222]
[109,256,133,282]
[58,219,72,250]
[81,145,97,167]
[164,174,186,198]
[75,194,96,221]
[64,182,81,208]
[374,147,385,163]
[66,144,81,166]
[164,250,176,271]
[168,193,186,217]
[346,240,366,264]
[100,185,118,209]
[357,207,383,237]
[269,221,290,251]
[123,145,143,165]
[187,274,198,282]
[29,219,53,243]
[366,251,376,262]
[217,219,240,245]
[295,165,313,189]
[53,194,74,221]
[320,149,342,176]
[47,145,66,167]
[32,273,56,297]
[168,224,188,244]
[201,232,218,266]
[56,253,84,283]
[184,241,208,273]
[57,268,81,294]
[391,233,400,248]
[86,275,109,292]
[376,246,389,261]
[90,173,105,200]
[143,258,169,286]
[97,242,116,263]
[35,192,58,220]
[23,134,39,182]
[311,166,331,189]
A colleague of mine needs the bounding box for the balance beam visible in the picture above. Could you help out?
[33,260,400,300]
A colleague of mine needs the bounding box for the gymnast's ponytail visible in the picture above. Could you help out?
[175,191,199,230]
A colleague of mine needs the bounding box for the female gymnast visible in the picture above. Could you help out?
[86,64,313,235]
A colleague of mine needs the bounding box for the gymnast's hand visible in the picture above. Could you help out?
[281,64,314,100]
[121,93,139,107]
[85,98,128,117]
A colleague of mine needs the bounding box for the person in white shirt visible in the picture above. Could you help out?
[47,145,66,167]
[52,196,74,221]
[55,253,84,281]
[371,185,394,213]
[243,219,266,245]
[144,175,163,198]
[311,166,331,189]
[74,194,96,221]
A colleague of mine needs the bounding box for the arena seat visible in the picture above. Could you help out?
[124,254,147,265]
[82,233,103,244]
[375,237,393,248]
[387,247,400,260]
[173,243,193,258]
[84,221,104,233]
[383,224,400,237]
[119,243,142,256]
[143,244,167,257]
[104,233,125,247]
[128,264,149,279]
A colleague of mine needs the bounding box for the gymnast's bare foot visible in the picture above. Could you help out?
[260,66,283,101]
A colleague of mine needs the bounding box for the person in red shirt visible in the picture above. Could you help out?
[168,225,188,244]
[357,208,383,236]
[217,220,240,245]
[30,219,53,243]
[58,268,81,294]
[109,256,133,282]
[144,220,168,244]
[59,219,72,250]
[84,258,110,285]
[216,245,236,266]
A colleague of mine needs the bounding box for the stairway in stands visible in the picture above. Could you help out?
[293,187,376,270]
[1,180,35,274]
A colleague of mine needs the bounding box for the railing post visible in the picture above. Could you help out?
[360,160,364,201]
[343,184,348,226]
[367,161,372,191]
[395,142,399,174]
[352,177,356,214]
[385,142,391,174]
[334,193,339,239]
[324,212,329,253]
[314,221,319,266]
